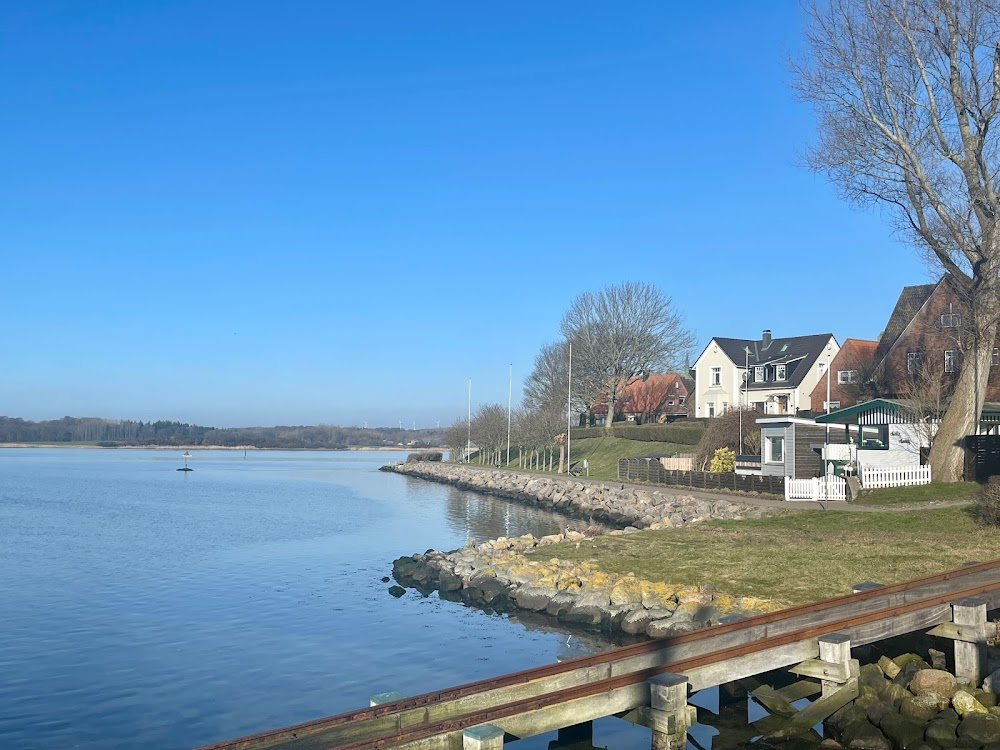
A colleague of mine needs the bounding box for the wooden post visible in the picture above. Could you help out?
[648,673,689,750]
[953,598,987,686]
[818,634,853,698]
[463,723,504,750]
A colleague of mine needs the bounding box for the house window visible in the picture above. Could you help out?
[944,349,958,373]
[818,361,827,375]
[766,436,784,463]
[679,396,685,405]
[940,305,962,328]
[907,351,922,375]
[754,366,764,382]
[667,399,674,406]
[824,401,841,411]
[859,425,889,450]
[722,402,728,413]
[752,401,765,412]
[837,370,858,384]
[993,348,999,367]
[707,402,715,417]
[775,364,787,381]
[710,367,721,386]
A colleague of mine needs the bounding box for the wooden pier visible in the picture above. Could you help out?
[198,560,1000,750]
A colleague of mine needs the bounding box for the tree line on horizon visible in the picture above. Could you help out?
[0,416,445,450]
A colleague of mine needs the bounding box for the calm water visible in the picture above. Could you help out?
[0,449,667,750]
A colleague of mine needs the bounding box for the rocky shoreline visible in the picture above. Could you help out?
[825,643,1000,750]
[381,462,775,529]
[392,529,781,638]
[385,462,780,639]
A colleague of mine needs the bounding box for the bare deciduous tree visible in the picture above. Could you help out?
[560,282,694,435]
[795,0,1000,480]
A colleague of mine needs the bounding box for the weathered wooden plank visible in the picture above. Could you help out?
[788,659,850,683]
[775,681,821,702]
[750,686,797,719]
[684,639,820,692]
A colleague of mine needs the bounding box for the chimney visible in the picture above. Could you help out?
[762,329,772,348]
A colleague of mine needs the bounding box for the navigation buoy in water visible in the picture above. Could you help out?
[177,451,193,472]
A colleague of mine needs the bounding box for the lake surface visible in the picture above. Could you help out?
[0,448,669,750]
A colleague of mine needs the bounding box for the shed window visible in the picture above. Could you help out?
[767,436,784,463]
[859,425,889,450]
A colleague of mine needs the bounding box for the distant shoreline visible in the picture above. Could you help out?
[0,444,442,451]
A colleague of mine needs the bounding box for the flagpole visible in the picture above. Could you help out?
[506,363,512,467]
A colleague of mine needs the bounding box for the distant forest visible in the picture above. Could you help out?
[0,416,446,450]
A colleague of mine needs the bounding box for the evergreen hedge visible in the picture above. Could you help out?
[570,423,705,445]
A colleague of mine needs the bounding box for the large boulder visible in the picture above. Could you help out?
[957,713,1000,744]
[511,586,557,611]
[878,712,925,750]
[953,690,989,716]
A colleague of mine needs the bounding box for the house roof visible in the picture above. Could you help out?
[872,281,939,363]
[814,398,914,424]
[708,332,835,389]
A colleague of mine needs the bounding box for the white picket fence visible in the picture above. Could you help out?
[784,475,848,501]
[860,464,931,489]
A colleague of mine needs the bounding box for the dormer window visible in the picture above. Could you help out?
[775,364,787,381]
[940,304,962,328]
[754,366,764,382]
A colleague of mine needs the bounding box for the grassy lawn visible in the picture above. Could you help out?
[852,481,979,505]
[524,506,996,607]
[562,436,692,480]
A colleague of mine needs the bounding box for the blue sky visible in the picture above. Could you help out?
[2,2,929,428]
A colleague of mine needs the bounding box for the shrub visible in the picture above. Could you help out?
[972,478,1000,527]
[709,447,735,473]
[405,451,443,463]
[694,408,761,470]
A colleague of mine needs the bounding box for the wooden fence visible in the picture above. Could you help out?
[860,464,931,489]
[617,458,785,496]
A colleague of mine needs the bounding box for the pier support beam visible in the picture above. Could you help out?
[818,633,854,698]
[952,598,988,686]
[463,724,504,750]
[647,673,690,750]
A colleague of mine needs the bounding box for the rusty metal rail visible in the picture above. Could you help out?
[198,559,1000,750]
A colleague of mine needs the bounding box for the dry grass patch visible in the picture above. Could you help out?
[524,507,997,608]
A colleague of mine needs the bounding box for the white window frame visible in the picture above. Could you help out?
[710,367,721,386]
[707,402,715,417]
[993,348,999,367]
[907,351,921,375]
[944,349,958,373]
[775,364,786,381]
[754,366,764,382]
[837,370,858,384]
[766,436,784,464]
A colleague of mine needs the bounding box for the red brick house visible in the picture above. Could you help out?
[590,372,693,425]
[872,276,1000,402]
[807,338,879,411]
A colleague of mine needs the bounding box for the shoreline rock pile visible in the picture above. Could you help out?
[392,530,781,638]
[382,462,774,529]
[827,647,1000,750]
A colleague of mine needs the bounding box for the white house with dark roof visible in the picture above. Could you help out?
[692,330,840,417]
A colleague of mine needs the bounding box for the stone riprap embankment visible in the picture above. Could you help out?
[381,462,774,529]
[825,647,1000,750]
[392,531,781,638]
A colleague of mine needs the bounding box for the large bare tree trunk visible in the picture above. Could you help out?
[929,315,999,481]
[604,393,616,436]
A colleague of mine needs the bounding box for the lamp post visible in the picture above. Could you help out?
[567,342,572,471]
[467,379,472,464]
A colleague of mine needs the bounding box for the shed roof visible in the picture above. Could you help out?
[814,398,915,424]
